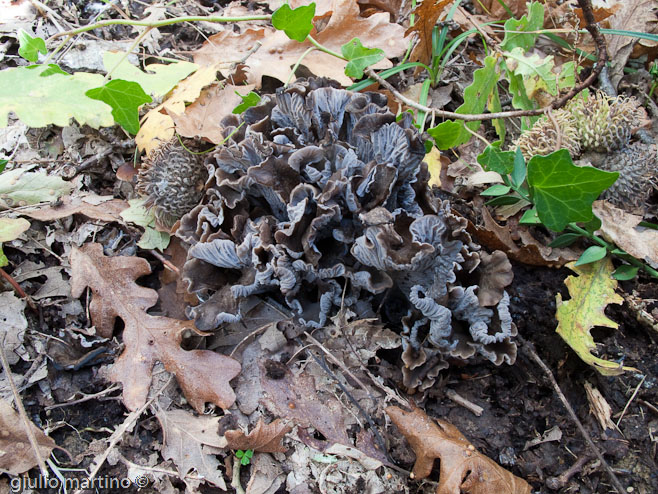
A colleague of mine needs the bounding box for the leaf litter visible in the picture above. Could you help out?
[0,0,657,493]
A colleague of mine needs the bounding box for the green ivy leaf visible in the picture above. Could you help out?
[575,245,607,266]
[39,64,69,77]
[500,2,544,51]
[233,91,261,114]
[428,56,499,149]
[548,233,581,248]
[341,38,385,79]
[519,208,541,225]
[0,160,7,174]
[481,184,511,197]
[17,30,46,62]
[527,150,618,232]
[510,148,526,187]
[0,65,113,128]
[485,195,521,206]
[477,142,515,175]
[102,52,198,97]
[272,3,316,42]
[86,80,152,134]
[611,265,639,280]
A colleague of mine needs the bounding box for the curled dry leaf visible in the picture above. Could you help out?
[70,243,240,412]
[386,406,531,494]
[21,195,129,223]
[225,418,292,453]
[0,400,61,475]
[192,0,408,87]
[404,0,453,66]
[593,200,658,269]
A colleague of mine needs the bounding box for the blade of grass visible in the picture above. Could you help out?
[348,62,430,91]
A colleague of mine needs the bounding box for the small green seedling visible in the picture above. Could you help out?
[235,449,254,466]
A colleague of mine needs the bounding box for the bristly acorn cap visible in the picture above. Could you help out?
[136,139,208,229]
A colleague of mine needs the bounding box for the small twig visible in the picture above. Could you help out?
[638,399,658,415]
[0,331,50,479]
[545,453,595,490]
[45,384,122,411]
[231,456,246,494]
[0,267,37,310]
[445,388,484,416]
[149,249,179,275]
[615,375,646,427]
[519,336,626,494]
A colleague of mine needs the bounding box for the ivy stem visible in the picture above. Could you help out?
[103,27,153,83]
[42,34,72,65]
[285,47,316,87]
[47,14,272,41]
[307,35,345,60]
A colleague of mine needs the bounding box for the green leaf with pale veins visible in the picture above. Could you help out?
[428,55,500,149]
[556,258,637,375]
[500,2,544,51]
[341,38,385,79]
[17,30,46,62]
[102,52,198,97]
[527,150,618,232]
[86,80,152,134]
[0,168,73,206]
[0,65,113,128]
[272,3,316,42]
[477,142,515,175]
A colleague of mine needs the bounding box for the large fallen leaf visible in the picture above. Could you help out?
[404,0,453,66]
[156,408,228,490]
[225,418,292,453]
[386,406,531,494]
[593,200,658,269]
[0,167,73,208]
[0,291,28,365]
[556,257,636,376]
[0,400,59,475]
[0,217,29,242]
[192,0,408,87]
[171,82,255,144]
[70,243,241,412]
[21,195,128,222]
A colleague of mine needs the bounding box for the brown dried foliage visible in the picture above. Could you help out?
[404,0,453,66]
[225,418,292,453]
[386,406,531,494]
[70,243,240,412]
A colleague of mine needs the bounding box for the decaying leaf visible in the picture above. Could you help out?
[404,0,453,66]
[0,167,73,209]
[0,291,28,365]
[156,408,228,490]
[0,400,59,475]
[171,82,256,144]
[593,201,658,269]
[0,217,29,242]
[556,258,636,376]
[225,418,292,453]
[192,0,408,87]
[584,381,617,432]
[386,406,531,494]
[70,243,241,412]
[22,195,128,222]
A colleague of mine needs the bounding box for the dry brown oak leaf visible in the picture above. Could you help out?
[70,243,240,413]
[225,418,292,453]
[404,0,453,67]
[386,406,531,494]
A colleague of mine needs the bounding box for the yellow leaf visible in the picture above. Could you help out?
[555,258,636,376]
[425,146,444,188]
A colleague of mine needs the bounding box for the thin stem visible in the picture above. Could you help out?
[103,27,153,83]
[307,35,345,60]
[285,47,316,87]
[42,35,72,65]
[47,14,272,41]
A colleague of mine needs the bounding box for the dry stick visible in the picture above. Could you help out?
[519,336,626,494]
[0,332,50,479]
[616,375,646,427]
[365,0,607,123]
[0,267,37,310]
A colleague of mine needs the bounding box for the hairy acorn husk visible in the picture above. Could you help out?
[136,140,208,228]
[515,109,581,160]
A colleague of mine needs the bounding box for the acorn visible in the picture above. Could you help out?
[136,139,208,228]
[515,109,581,160]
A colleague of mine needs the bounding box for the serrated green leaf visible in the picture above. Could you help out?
[102,52,198,97]
[272,3,316,42]
[0,218,30,243]
[86,80,152,134]
[233,90,261,114]
[556,258,636,375]
[0,65,113,128]
[18,30,47,62]
[548,233,581,248]
[0,168,73,206]
[481,184,511,196]
[477,142,515,175]
[612,264,639,281]
[485,195,521,206]
[137,226,170,251]
[39,64,69,77]
[575,245,607,266]
[527,150,618,232]
[510,147,526,187]
[428,55,499,149]
[500,2,544,51]
[341,38,385,79]
[519,208,541,225]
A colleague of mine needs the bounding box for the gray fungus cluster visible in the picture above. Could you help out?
[176,78,517,391]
